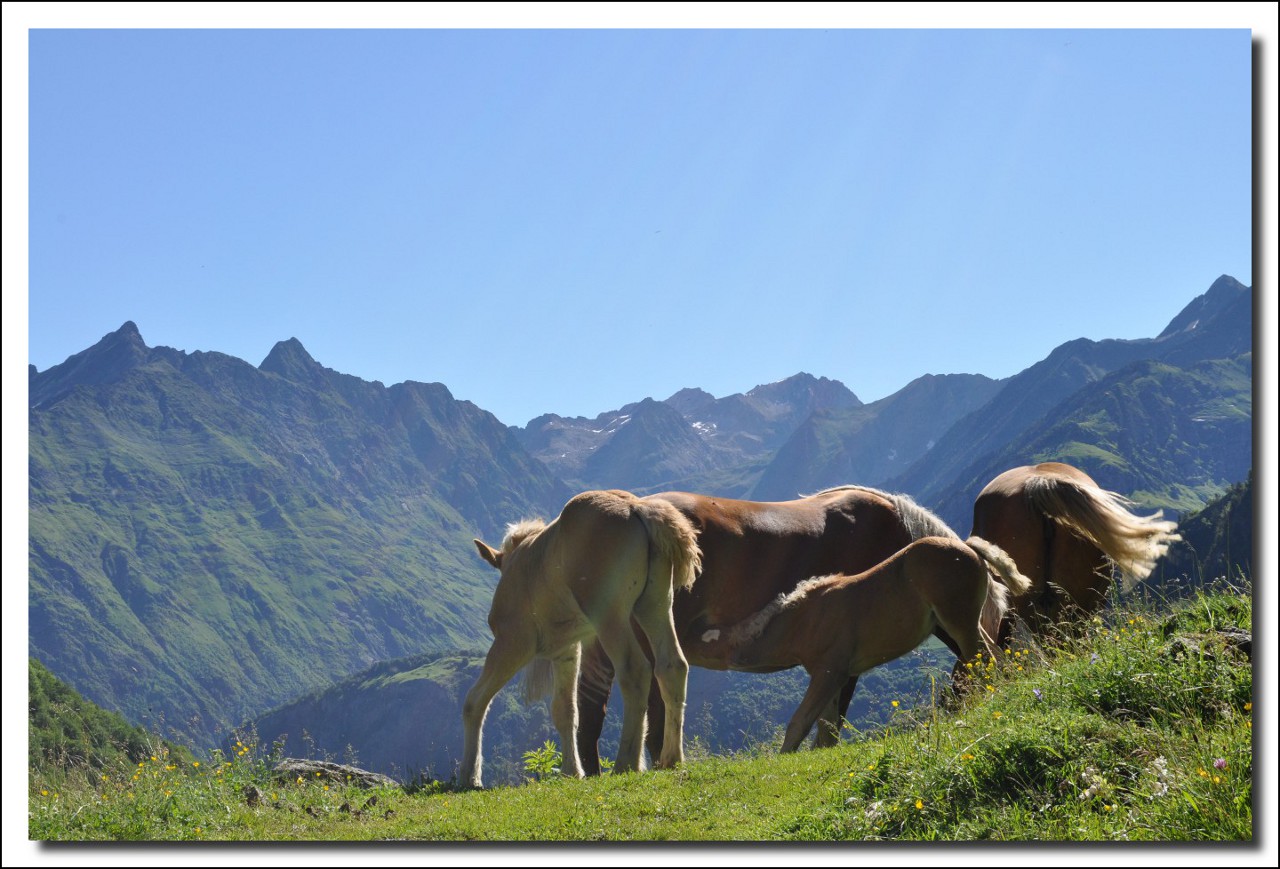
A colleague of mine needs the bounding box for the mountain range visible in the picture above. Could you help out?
[28,274,1253,776]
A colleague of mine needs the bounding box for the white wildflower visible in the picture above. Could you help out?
[1150,755,1170,799]
[1079,766,1104,801]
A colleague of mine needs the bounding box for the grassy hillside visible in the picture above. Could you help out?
[30,583,1253,842]
[28,658,194,775]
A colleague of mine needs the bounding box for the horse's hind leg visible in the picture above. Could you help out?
[635,584,689,770]
[576,639,615,776]
[814,676,858,748]
[549,645,586,779]
[644,671,668,765]
[782,667,849,753]
[596,615,654,774]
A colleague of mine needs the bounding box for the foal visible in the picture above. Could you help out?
[460,490,701,788]
[694,535,1030,753]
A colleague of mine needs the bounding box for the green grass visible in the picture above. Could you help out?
[29,583,1253,842]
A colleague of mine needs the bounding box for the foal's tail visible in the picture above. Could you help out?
[633,498,702,592]
[966,535,1032,650]
[1023,475,1181,590]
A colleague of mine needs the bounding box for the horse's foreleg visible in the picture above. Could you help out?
[782,667,849,753]
[460,635,531,788]
[814,675,858,748]
[576,639,614,776]
[549,646,585,779]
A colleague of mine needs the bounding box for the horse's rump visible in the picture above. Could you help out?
[1020,470,1180,589]
[632,497,702,592]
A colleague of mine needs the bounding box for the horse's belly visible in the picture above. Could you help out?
[849,615,934,674]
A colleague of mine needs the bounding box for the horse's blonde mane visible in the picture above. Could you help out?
[811,485,959,541]
[500,518,547,555]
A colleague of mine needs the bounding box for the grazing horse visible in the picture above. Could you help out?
[693,535,1032,752]
[971,462,1181,634]
[574,485,1023,774]
[460,490,701,789]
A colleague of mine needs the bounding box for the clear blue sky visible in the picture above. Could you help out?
[17,18,1258,427]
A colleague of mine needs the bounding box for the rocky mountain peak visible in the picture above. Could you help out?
[259,337,325,384]
[1158,275,1249,339]
[29,321,153,408]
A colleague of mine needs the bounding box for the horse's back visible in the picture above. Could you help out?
[646,487,914,645]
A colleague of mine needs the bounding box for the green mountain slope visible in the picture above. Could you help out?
[29,323,570,748]
[891,275,1251,507]
[1150,472,1253,593]
[927,354,1252,531]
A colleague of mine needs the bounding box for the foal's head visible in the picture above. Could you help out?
[473,518,548,570]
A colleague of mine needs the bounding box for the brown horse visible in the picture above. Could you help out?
[573,485,1022,774]
[971,462,1181,634]
[460,490,701,788]
[693,535,1031,752]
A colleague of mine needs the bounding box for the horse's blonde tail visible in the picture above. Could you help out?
[1023,475,1181,590]
[634,499,702,592]
[966,535,1032,651]
[521,657,554,705]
